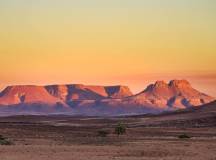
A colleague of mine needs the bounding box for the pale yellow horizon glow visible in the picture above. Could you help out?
[0,0,216,96]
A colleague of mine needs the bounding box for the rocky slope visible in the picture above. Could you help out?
[125,80,214,110]
[0,80,214,115]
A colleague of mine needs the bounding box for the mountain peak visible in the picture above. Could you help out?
[169,79,191,88]
[154,80,168,87]
[143,81,171,98]
[136,79,215,109]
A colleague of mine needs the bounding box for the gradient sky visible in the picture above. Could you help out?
[0,0,216,96]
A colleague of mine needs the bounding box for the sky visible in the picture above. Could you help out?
[0,0,216,96]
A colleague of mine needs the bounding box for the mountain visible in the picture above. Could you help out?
[125,80,214,110]
[0,85,63,105]
[0,85,70,115]
[0,80,214,115]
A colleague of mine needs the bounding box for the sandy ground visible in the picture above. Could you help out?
[0,115,216,160]
[1,139,216,160]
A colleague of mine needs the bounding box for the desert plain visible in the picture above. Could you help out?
[0,103,216,160]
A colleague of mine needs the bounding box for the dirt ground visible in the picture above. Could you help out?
[0,115,216,160]
[1,139,216,160]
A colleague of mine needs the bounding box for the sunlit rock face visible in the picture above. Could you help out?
[127,80,215,110]
[0,80,215,115]
[0,85,63,105]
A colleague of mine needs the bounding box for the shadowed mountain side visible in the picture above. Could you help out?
[105,85,133,98]
[45,84,133,101]
[0,102,72,116]
[45,84,105,101]
[67,99,162,116]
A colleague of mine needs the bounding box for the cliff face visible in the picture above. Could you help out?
[0,80,214,115]
[45,84,133,101]
[105,86,133,98]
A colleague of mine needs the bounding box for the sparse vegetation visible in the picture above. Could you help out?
[115,123,126,136]
[0,135,12,145]
[178,134,191,139]
[97,130,109,137]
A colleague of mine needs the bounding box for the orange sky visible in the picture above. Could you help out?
[0,0,216,96]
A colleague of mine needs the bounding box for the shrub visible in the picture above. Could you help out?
[0,135,12,145]
[97,130,109,137]
[115,123,126,136]
[178,134,191,139]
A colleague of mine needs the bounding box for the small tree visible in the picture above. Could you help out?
[0,135,12,145]
[178,134,191,139]
[115,123,126,136]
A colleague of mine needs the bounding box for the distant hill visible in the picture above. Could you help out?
[0,80,214,116]
[129,100,216,128]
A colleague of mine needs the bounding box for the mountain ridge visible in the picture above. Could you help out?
[0,80,215,115]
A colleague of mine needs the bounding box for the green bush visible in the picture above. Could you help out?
[178,134,191,139]
[0,135,12,145]
[115,123,126,136]
[97,130,109,137]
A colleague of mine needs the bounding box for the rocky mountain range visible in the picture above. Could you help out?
[0,80,214,116]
